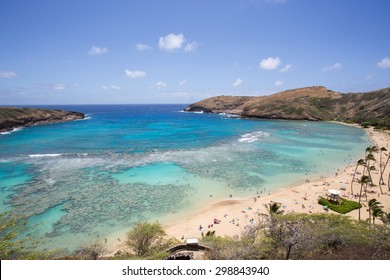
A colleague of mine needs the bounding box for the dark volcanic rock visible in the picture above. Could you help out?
[0,107,85,133]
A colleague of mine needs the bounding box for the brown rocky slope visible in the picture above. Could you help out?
[0,107,85,133]
[184,86,390,128]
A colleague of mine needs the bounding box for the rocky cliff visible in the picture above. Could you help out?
[184,86,390,128]
[0,107,85,133]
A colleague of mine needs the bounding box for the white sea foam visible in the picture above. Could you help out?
[177,110,203,114]
[219,112,240,119]
[238,131,270,143]
[0,127,23,135]
[29,154,62,158]
[75,114,91,121]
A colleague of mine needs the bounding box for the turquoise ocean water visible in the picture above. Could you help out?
[0,104,371,253]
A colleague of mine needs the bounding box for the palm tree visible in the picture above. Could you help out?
[365,146,371,158]
[265,202,284,216]
[364,146,377,162]
[368,199,382,225]
[379,152,390,190]
[379,147,387,184]
[371,146,379,154]
[365,153,376,196]
[358,175,370,221]
[362,154,375,202]
[367,145,379,157]
[388,170,390,192]
[361,146,374,177]
[387,172,390,191]
[365,153,375,179]
[372,207,384,224]
[350,159,365,195]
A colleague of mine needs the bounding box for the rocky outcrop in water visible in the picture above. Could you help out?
[0,107,85,133]
[184,86,390,128]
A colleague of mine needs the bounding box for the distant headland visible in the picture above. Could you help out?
[0,107,85,133]
[184,86,390,129]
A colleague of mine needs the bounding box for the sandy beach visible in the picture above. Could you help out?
[105,126,390,256]
[164,126,390,241]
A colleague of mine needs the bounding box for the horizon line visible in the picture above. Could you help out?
[0,103,190,106]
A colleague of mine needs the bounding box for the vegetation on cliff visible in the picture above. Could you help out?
[0,212,54,259]
[2,211,390,260]
[202,213,390,260]
[0,107,85,133]
[184,86,390,129]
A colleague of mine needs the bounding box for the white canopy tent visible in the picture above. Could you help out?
[328,189,342,204]
[328,189,341,195]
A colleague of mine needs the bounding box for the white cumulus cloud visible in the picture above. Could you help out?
[184,41,199,52]
[102,85,122,91]
[377,57,390,69]
[125,69,146,79]
[159,33,185,52]
[53,83,66,90]
[275,80,284,86]
[0,71,17,78]
[155,81,168,89]
[280,64,292,73]
[322,63,342,71]
[259,57,281,70]
[88,46,110,56]
[136,43,153,51]
[179,80,186,86]
[233,78,242,87]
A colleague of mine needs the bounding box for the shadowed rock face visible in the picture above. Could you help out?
[0,107,85,133]
[184,86,390,127]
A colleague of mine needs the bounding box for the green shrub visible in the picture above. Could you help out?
[0,212,55,259]
[125,221,178,257]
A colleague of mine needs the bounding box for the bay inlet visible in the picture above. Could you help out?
[0,104,371,253]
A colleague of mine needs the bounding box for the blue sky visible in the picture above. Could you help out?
[0,0,389,105]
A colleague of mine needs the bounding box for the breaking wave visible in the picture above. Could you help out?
[29,154,62,158]
[238,131,270,143]
[0,127,23,135]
